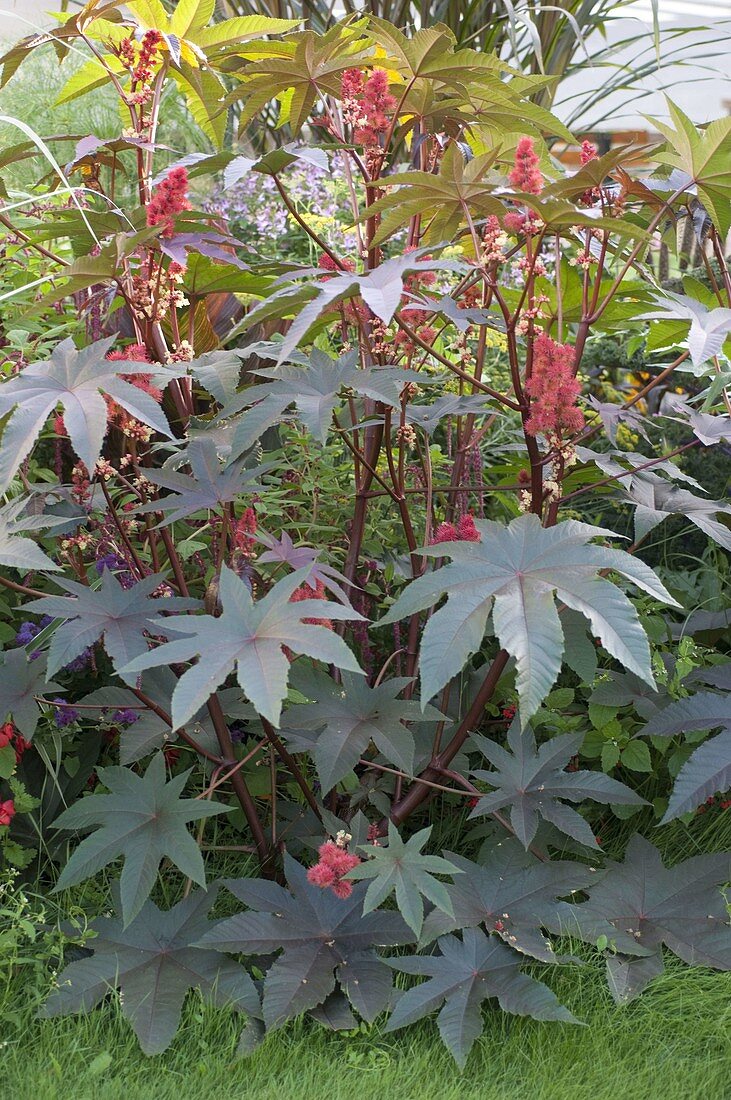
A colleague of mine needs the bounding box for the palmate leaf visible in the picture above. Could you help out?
[121,565,363,727]
[281,667,444,792]
[620,476,731,552]
[380,514,677,723]
[640,690,731,822]
[0,337,179,491]
[0,497,63,572]
[197,854,413,1032]
[246,252,462,368]
[365,144,504,247]
[405,394,494,436]
[53,753,229,926]
[555,835,731,1003]
[386,927,578,1068]
[137,437,270,526]
[421,839,598,962]
[0,649,62,738]
[221,349,423,456]
[639,291,731,369]
[650,101,731,238]
[345,823,460,938]
[25,570,199,681]
[42,887,259,1055]
[256,531,352,604]
[469,725,645,850]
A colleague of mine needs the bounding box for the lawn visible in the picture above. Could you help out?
[3,954,729,1100]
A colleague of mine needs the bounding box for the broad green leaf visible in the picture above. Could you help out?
[555,835,731,1001]
[641,691,731,821]
[0,650,62,739]
[197,854,413,1031]
[25,571,198,680]
[42,887,259,1055]
[0,337,178,492]
[469,724,645,850]
[386,927,578,1068]
[0,497,62,572]
[120,565,363,727]
[53,753,229,925]
[345,823,460,937]
[380,514,677,722]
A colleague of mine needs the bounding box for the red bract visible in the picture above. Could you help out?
[146,167,192,237]
[525,333,585,438]
[508,137,543,194]
[307,840,361,898]
[432,513,481,544]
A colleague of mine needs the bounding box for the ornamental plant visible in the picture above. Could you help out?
[0,0,730,1066]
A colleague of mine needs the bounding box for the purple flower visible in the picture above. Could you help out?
[64,648,92,673]
[95,551,128,574]
[52,699,79,728]
[111,708,139,726]
[15,615,53,660]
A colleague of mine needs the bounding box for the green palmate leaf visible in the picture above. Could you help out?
[420,839,598,962]
[25,571,199,681]
[42,887,259,1055]
[555,835,731,1003]
[53,752,229,926]
[620,475,731,552]
[0,649,62,739]
[197,854,413,1031]
[137,437,270,526]
[380,514,677,723]
[469,724,645,850]
[639,292,731,369]
[221,349,423,455]
[650,101,731,238]
[365,144,504,247]
[0,497,63,572]
[386,927,579,1068]
[247,252,462,367]
[640,691,731,822]
[280,667,444,792]
[345,823,460,938]
[0,337,178,492]
[230,28,370,134]
[120,566,363,727]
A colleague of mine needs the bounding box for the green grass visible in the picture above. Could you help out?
[3,813,730,1100]
[2,953,730,1100]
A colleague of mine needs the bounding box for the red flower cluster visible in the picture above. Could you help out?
[341,68,397,147]
[696,794,731,814]
[395,251,438,350]
[119,29,163,84]
[317,252,355,275]
[0,721,31,764]
[146,167,191,237]
[524,332,585,438]
[431,513,480,545]
[103,343,162,439]
[501,704,517,723]
[290,578,333,630]
[0,799,15,827]
[579,140,601,205]
[307,840,361,899]
[232,506,257,559]
[508,137,543,195]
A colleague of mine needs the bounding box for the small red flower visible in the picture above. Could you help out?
[307,840,361,898]
[146,166,191,237]
[493,920,505,932]
[0,799,15,826]
[0,722,14,750]
[508,137,543,195]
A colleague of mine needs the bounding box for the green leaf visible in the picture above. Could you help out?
[43,887,259,1054]
[386,927,579,1068]
[641,691,731,821]
[281,667,444,792]
[650,102,731,237]
[555,835,731,1001]
[345,823,460,938]
[0,650,62,739]
[120,565,363,727]
[421,840,598,962]
[197,854,413,1031]
[380,515,677,723]
[53,753,230,925]
[620,741,652,773]
[26,571,199,680]
[470,724,645,850]
[0,337,179,492]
